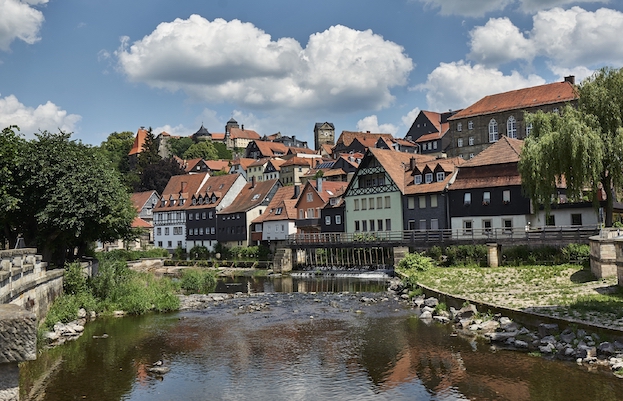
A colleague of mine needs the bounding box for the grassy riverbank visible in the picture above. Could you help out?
[411,264,623,330]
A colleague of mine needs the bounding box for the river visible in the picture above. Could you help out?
[20,276,623,400]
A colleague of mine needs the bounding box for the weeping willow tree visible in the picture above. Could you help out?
[518,67,623,227]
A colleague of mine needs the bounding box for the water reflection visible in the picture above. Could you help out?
[21,293,623,401]
[216,275,389,294]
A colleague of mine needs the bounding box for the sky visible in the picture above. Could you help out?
[1,0,623,147]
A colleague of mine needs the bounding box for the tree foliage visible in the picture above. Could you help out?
[518,67,623,226]
[183,140,218,160]
[3,130,136,264]
[166,136,194,158]
[137,127,160,171]
[0,126,24,242]
[135,158,185,194]
[99,131,134,173]
[214,142,232,160]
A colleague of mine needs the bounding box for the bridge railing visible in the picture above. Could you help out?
[286,225,601,246]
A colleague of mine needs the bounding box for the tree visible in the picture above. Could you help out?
[167,136,195,158]
[518,67,623,227]
[17,131,136,264]
[183,140,218,160]
[99,131,134,173]
[0,126,25,247]
[214,142,233,160]
[137,127,160,171]
[135,158,185,194]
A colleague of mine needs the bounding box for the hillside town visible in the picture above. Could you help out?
[113,75,619,256]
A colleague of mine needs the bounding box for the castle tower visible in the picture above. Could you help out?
[314,122,335,151]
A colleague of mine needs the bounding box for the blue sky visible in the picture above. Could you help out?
[1,0,622,147]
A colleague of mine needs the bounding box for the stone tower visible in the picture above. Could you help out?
[314,122,335,151]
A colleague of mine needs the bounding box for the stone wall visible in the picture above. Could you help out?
[0,304,36,401]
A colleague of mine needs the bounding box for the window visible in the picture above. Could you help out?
[362,220,368,231]
[408,197,415,209]
[431,219,439,230]
[430,194,438,208]
[369,197,375,209]
[385,219,391,231]
[325,216,331,225]
[507,116,517,138]
[167,241,172,248]
[211,227,216,234]
[483,219,492,233]
[463,220,472,234]
[503,190,511,204]
[158,241,163,247]
[457,122,462,132]
[195,213,199,220]
[202,212,206,219]
[553,107,559,114]
[377,197,383,209]
[354,199,360,211]
[489,119,499,142]
[209,211,213,219]
[157,228,161,235]
[165,227,170,235]
[336,215,341,224]
[468,121,473,130]
[433,141,438,150]
[546,215,555,226]
[503,219,513,233]
[384,196,391,209]
[464,193,471,206]
[275,207,283,215]
[408,220,416,230]
[377,219,383,231]
[414,175,422,185]
[306,192,313,202]
[425,173,433,183]
[307,208,314,218]
[355,221,360,231]
[299,209,304,219]
[419,196,426,209]
[361,198,367,210]
[199,228,204,235]
[173,227,182,235]
[457,138,463,147]
[436,172,445,182]
[369,220,375,231]
[468,136,474,146]
[189,213,193,220]
[483,191,491,205]
[177,241,182,247]
[469,153,475,159]
[571,214,582,226]
[419,219,426,231]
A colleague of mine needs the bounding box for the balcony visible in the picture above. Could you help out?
[296,218,321,228]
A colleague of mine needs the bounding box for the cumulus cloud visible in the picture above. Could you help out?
[468,7,623,71]
[116,15,413,113]
[402,107,420,128]
[356,115,399,135]
[0,94,81,136]
[415,0,607,16]
[0,0,47,51]
[416,61,545,111]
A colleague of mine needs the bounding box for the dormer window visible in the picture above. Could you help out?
[211,195,217,203]
[425,173,433,184]
[414,175,422,185]
[436,172,445,182]
[161,199,166,207]
[179,198,185,206]
[252,194,260,201]
[192,198,197,205]
[275,207,283,215]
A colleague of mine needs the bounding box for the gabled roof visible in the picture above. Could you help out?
[230,157,256,171]
[253,141,288,156]
[336,131,394,147]
[287,146,316,155]
[320,143,334,155]
[252,186,299,223]
[295,179,348,210]
[132,216,153,229]
[462,136,524,167]
[219,179,280,214]
[266,158,287,171]
[155,173,210,211]
[211,132,226,141]
[229,127,260,140]
[366,148,437,193]
[188,173,242,210]
[315,122,335,129]
[128,127,149,156]
[205,159,230,172]
[404,157,464,195]
[248,157,271,168]
[449,81,577,120]
[281,156,316,168]
[131,191,158,213]
[183,158,205,173]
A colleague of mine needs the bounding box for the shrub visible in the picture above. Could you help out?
[180,269,218,294]
[444,245,487,266]
[562,243,590,267]
[397,252,436,287]
[189,245,210,260]
[63,262,89,295]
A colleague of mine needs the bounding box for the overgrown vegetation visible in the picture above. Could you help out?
[179,268,218,294]
[396,252,436,287]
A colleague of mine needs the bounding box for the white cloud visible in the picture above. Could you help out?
[152,124,193,138]
[468,18,535,66]
[468,7,623,71]
[547,64,594,83]
[402,107,420,128]
[116,15,413,113]
[0,94,81,136]
[417,61,545,111]
[0,0,47,51]
[416,0,607,16]
[356,115,399,135]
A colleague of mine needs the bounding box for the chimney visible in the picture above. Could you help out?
[180,181,187,193]
[241,124,245,130]
[250,175,255,188]
[564,75,576,85]
[409,157,416,171]
[293,184,300,199]
[317,177,323,194]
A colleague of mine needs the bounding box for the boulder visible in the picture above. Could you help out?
[433,316,450,324]
[423,297,439,308]
[538,323,559,338]
[486,331,519,342]
[598,342,617,356]
[419,310,433,320]
[455,304,478,320]
[514,340,529,349]
[540,335,557,345]
[479,320,500,333]
[539,343,556,354]
[559,329,576,344]
[577,345,597,359]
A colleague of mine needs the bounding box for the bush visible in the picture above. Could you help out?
[189,245,210,260]
[397,252,436,287]
[96,248,169,263]
[562,243,590,267]
[180,268,218,294]
[444,245,487,266]
[63,262,89,295]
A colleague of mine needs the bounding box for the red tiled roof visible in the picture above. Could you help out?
[128,127,149,156]
[288,146,316,154]
[230,157,256,170]
[253,141,288,156]
[155,173,210,211]
[367,148,437,193]
[187,173,242,210]
[219,179,280,214]
[229,127,260,140]
[336,131,394,147]
[449,81,577,120]
[280,156,316,167]
[132,217,153,229]
[462,136,524,167]
[404,157,464,195]
[131,191,157,213]
[205,159,230,171]
[211,132,226,141]
[252,186,299,223]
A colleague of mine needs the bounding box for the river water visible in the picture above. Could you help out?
[20,276,623,401]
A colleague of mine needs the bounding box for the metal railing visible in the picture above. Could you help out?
[286,225,601,247]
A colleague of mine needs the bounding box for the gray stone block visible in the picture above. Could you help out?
[0,304,37,363]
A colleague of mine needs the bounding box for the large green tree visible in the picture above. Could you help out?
[0,126,25,247]
[137,127,160,171]
[99,131,134,172]
[16,131,136,264]
[136,158,185,194]
[183,140,218,160]
[166,136,194,158]
[518,67,623,226]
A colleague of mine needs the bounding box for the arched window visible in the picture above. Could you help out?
[488,119,498,142]
[507,116,517,138]
[526,122,533,136]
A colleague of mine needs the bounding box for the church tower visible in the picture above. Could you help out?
[314,122,335,151]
